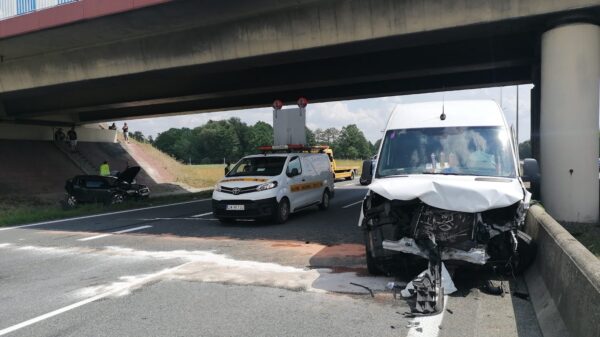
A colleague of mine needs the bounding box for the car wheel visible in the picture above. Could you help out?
[110,193,124,205]
[346,171,355,181]
[274,197,290,224]
[318,190,330,210]
[65,195,77,209]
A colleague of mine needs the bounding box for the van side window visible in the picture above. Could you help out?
[287,156,302,175]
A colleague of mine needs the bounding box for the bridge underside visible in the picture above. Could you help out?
[1,29,536,125]
[3,0,599,125]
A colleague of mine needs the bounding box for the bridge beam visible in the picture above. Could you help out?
[540,22,599,223]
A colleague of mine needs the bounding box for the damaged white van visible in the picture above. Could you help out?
[360,100,539,312]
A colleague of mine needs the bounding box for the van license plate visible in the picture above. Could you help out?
[226,205,245,211]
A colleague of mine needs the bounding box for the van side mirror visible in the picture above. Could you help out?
[287,168,299,177]
[522,158,540,184]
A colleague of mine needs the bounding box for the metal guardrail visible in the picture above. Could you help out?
[0,0,77,21]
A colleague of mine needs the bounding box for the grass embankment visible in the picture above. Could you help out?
[0,191,212,227]
[565,223,600,258]
[130,140,226,188]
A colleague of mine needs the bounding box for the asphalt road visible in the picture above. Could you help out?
[0,180,542,337]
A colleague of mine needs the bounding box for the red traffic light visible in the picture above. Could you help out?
[297,97,308,108]
[272,99,283,110]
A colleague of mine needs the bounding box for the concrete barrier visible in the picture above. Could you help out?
[524,205,600,337]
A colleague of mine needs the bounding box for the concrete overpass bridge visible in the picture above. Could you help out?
[0,0,598,223]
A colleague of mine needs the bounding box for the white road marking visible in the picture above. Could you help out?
[191,212,213,217]
[406,296,447,337]
[0,199,211,231]
[138,217,218,221]
[78,225,152,241]
[342,200,363,208]
[0,263,191,336]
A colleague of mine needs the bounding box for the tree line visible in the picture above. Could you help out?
[133,118,378,164]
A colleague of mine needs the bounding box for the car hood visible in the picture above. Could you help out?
[369,175,524,213]
[117,166,141,183]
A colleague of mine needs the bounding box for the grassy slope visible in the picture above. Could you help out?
[131,140,226,188]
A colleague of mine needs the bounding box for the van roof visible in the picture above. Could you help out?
[386,100,507,130]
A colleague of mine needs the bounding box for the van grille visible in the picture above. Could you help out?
[220,185,258,195]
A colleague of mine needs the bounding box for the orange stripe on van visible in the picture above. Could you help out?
[221,178,269,183]
[290,181,323,192]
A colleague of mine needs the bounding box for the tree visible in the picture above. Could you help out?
[372,139,382,156]
[519,140,531,159]
[249,121,273,148]
[334,124,371,159]
[130,131,146,142]
[305,127,316,146]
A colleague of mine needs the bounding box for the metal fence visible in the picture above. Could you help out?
[0,0,77,21]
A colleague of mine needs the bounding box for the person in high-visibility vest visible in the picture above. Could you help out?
[100,161,110,176]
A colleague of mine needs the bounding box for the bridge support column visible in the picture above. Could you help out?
[540,23,599,223]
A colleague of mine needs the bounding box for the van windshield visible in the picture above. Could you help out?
[376,126,516,178]
[227,157,287,177]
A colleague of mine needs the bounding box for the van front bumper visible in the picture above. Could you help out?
[212,197,278,219]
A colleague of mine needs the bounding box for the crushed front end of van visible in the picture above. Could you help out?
[361,100,536,315]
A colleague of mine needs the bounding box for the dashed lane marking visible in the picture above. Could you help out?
[191,212,213,217]
[342,200,363,209]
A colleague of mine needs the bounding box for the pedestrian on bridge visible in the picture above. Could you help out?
[122,123,129,142]
[100,161,110,176]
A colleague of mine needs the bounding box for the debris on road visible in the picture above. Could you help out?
[349,282,374,297]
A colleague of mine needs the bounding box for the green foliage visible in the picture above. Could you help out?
[129,131,146,142]
[519,140,532,159]
[154,119,373,163]
[333,124,372,159]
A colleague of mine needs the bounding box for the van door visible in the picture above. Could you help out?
[286,156,309,210]
[299,156,320,204]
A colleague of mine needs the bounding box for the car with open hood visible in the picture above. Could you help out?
[64,166,150,207]
[359,100,539,313]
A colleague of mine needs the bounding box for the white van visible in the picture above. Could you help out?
[212,152,334,223]
[359,100,539,313]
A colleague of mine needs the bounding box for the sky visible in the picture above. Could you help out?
[117,85,536,144]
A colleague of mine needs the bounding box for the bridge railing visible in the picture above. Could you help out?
[0,0,77,21]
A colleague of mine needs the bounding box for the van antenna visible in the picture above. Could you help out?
[440,92,446,121]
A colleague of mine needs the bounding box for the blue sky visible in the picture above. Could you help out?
[121,85,535,144]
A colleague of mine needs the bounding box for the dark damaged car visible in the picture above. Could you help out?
[360,101,539,314]
[64,166,150,207]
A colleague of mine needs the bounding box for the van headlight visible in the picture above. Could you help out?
[256,181,278,191]
[214,183,222,192]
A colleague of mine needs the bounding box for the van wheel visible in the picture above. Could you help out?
[274,198,290,224]
[319,190,330,210]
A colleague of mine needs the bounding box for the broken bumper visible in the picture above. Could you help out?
[383,237,489,265]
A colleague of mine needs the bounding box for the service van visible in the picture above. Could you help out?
[212,150,334,223]
[359,100,540,314]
